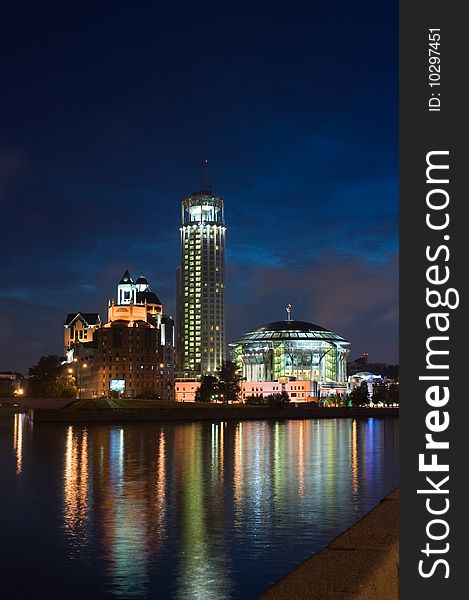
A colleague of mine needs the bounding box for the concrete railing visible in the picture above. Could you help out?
[258,489,399,600]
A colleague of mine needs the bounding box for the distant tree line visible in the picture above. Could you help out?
[348,381,399,407]
[244,391,290,408]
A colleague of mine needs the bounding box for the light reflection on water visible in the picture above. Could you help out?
[1,416,398,600]
[13,412,24,474]
[64,426,89,556]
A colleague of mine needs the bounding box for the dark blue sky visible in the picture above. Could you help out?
[1,1,398,374]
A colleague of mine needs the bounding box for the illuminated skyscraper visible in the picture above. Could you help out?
[176,184,226,376]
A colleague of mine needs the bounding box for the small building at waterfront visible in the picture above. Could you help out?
[0,371,25,396]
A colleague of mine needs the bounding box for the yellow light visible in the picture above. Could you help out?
[83,363,88,368]
[68,368,73,374]
[18,388,24,396]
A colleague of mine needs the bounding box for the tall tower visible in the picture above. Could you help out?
[177,184,226,376]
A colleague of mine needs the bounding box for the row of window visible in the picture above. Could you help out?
[101,375,163,380]
[71,330,88,339]
[243,392,306,398]
[247,384,306,392]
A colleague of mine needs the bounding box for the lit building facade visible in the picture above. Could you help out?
[175,378,314,403]
[64,313,101,355]
[0,372,25,396]
[69,271,175,400]
[230,316,350,399]
[174,315,350,403]
[176,186,226,376]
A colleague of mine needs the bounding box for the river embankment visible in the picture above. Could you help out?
[258,489,399,600]
[27,403,398,423]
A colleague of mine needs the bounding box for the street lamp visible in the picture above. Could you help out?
[76,362,88,399]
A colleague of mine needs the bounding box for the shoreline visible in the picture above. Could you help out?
[258,489,399,599]
[27,405,398,423]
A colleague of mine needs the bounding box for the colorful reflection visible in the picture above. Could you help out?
[154,430,166,533]
[47,418,399,599]
[12,413,25,474]
[174,422,231,600]
[13,413,24,475]
[351,418,359,496]
[64,426,89,555]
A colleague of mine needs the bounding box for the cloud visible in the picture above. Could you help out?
[226,251,398,364]
[0,299,65,374]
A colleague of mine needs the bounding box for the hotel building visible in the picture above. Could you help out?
[176,184,226,377]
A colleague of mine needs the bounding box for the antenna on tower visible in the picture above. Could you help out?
[200,158,212,193]
[286,303,292,321]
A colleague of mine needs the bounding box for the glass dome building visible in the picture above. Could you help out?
[229,317,350,394]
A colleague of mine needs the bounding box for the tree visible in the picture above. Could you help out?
[265,391,290,408]
[323,393,347,407]
[244,394,266,406]
[387,383,399,406]
[348,381,369,407]
[217,360,242,403]
[195,375,218,403]
[372,381,387,405]
[28,355,77,398]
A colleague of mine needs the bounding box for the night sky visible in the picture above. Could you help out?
[1,1,398,375]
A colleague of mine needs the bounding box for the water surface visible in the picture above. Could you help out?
[0,415,398,599]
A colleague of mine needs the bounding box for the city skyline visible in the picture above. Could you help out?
[0,1,398,374]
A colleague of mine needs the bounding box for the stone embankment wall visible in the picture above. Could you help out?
[258,489,399,600]
[29,406,398,422]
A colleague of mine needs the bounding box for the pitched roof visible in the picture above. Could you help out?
[119,270,133,284]
[136,291,162,305]
[64,312,101,326]
[135,275,149,285]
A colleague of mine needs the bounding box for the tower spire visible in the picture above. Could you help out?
[200,158,211,193]
[286,303,292,321]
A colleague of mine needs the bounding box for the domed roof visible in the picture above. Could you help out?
[229,320,349,346]
[257,320,328,332]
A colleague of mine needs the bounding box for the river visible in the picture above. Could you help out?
[0,414,398,599]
